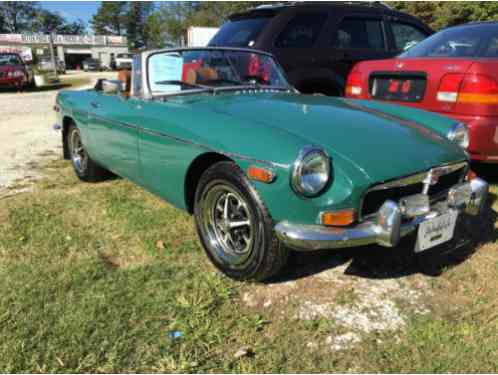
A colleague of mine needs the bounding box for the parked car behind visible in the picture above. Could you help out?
[209,2,432,96]
[0,52,33,89]
[114,53,133,70]
[38,57,66,74]
[54,47,487,281]
[346,21,498,164]
[82,58,102,72]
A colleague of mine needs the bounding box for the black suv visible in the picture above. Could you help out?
[209,2,433,95]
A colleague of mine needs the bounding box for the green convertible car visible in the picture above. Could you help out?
[54,47,488,281]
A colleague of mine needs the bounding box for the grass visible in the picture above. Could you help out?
[0,159,497,372]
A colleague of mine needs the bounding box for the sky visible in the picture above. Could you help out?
[40,1,101,25]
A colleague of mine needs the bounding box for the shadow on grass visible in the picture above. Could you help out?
[269,191,498,284]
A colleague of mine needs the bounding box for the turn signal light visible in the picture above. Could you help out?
[437,73,498,104]
[466,169,477,181]
[321,209,355,227]
[345,72,362,97]
[247,166,275,183]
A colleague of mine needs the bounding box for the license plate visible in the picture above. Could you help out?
[415,211,458,253]
[371,76,426,102]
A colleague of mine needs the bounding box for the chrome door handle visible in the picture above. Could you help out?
[90,102,100,108]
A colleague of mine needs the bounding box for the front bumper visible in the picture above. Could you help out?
[275,178,488,251]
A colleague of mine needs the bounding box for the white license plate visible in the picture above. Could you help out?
[415,211,458,252]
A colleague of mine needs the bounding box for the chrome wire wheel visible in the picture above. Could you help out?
[201,183,256,268]
[69,128,87,174]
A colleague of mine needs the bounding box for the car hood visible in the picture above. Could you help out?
[0,64,24,72]
[201,92,466,184]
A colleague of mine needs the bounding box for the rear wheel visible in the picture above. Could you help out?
[194,161,288,281]
[67,124,110,182]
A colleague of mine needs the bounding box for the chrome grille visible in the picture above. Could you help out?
[361,162,467,218]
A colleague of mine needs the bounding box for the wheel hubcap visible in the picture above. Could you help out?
[70,129,87,173]
[201,184,255,267]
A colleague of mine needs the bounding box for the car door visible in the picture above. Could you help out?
[86,92,140,181]
[270,10,329,91]
[323,14,391,89]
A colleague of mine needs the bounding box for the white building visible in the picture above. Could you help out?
[0,34,129,69]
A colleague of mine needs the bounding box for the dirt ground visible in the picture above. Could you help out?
[0,71,116,196]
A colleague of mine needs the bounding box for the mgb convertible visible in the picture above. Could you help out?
[54,48,488,281]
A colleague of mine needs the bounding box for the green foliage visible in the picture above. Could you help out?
[0,1,86,34]
[0,1,38,33]
[90,1,128,36]
[391,1,498,31]
[126,2,155,49]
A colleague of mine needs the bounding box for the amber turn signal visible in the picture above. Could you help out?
[247,166,275,183]
[321,209,355,226]
[466,169,477,181]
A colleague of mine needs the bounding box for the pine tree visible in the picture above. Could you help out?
[90,1,128,35]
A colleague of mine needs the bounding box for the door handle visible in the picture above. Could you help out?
[90,102,100,109]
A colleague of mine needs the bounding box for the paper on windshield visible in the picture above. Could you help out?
[149,53,183,93]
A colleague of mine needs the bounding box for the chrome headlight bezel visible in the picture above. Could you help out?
[291,146,331,197]
[447,122,469,149]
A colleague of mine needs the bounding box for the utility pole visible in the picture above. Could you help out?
[49,32,58,79]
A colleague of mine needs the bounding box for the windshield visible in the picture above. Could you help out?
[0,54,22,66]
[400,24,498,58]
[209,17,271,47]
[147,49,290,95]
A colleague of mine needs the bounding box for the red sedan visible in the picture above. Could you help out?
[346,22,498,163]
[0,53,32,90]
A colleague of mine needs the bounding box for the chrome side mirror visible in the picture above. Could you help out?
[102,79,124,94]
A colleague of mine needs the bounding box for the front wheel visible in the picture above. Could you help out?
[194,161,288,281]
[67,124,110,182]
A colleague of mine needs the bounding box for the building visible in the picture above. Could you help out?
[0,33,129,69]
[187,27,219,47]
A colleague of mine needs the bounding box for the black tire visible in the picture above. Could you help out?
[194,161,288,281]
[66,123,110,182]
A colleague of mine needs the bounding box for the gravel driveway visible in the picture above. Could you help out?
[0,71,116,195]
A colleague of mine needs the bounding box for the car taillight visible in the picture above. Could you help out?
[459,74,498,104]
[437,73,498,104]
[345,72,362,97]
[437,74,464,102]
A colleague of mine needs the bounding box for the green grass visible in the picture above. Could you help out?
[0,159,497,372]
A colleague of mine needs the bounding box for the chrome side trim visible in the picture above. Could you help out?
[87,114,290,169]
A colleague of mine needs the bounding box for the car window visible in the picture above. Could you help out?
[275,13,327,48]
[391,22,428,51]
[333,18,384,50]
[0,54,22,66]
[400,24,498,58]
[484,37,498,57]
[210,17,272,47]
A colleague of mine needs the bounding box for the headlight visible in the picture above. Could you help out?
[447,122,469,149]
[291,146,331,197]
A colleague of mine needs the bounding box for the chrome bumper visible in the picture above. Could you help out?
[275,178,488,251]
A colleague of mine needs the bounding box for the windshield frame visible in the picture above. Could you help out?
[144,47,293,99]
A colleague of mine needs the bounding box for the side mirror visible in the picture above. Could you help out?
[102,79,124,94]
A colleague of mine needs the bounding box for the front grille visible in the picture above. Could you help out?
[361,167,465,218]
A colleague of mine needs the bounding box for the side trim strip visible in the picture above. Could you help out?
[90,113,290,169]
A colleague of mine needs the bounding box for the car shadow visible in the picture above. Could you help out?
[0,83,72,94]
[268,191,497,284]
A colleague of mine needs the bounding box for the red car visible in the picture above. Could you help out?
[346,22,498,163]
[0,52,32,90]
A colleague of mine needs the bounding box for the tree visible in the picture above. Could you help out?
[0,1,39,33]
[33,8,86,34]
[126,1,154,49]
[90,1,127,35]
